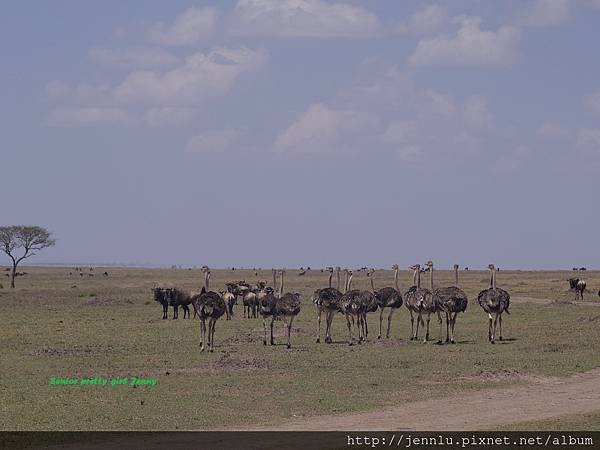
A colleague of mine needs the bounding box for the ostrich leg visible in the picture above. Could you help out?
[386,308,395,339]
[316,309,322,343]
[199,319,206,352]
[325,311,334,344]
[409,310,415,340]
[488,314,493,342]
[345,314,354,345]
[498,313,503,341]
[378,308,385,340]
[270,316,275,346]
[286,316,294,349]
[262,316,268,346]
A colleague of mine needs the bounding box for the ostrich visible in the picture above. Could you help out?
[404,265,426,340]
[313,266,343,343]
[367,265,403,340]
[477,264,510,344]
[417,261,442,343]
[339,270,376,345]
[193,266,226,352]
[260,269,301,348]
[431,263,468,344]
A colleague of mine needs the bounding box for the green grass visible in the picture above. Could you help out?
[1,267,599,430]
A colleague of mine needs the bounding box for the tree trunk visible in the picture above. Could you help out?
[10,264,16,288]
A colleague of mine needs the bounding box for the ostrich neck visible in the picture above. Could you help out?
[337,271,341,291]
[348,275,353,291]
[272,270,276,288]
[369,273,375,291]
[328,272,332,288]
[279,272,284,297]
[412,270,417,286]
[493,269,497,290]
[489,269,494,289]
[416,270,421,289]
[394,269,399,291]
[207,273,210,291]
[429,266,433,291]
[455,267,459,286]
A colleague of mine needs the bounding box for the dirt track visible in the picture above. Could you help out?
[239,367,600,431]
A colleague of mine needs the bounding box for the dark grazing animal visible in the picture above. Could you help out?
[568,277,587,300]
[167,288,194,319]
[152,287,171,320]
[477,264,510,344]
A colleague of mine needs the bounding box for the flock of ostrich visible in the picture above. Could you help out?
[152,263,521,352]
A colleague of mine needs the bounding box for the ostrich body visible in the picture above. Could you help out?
[193,267,226,352]
[313,267,343,343]
[477,264,510,344]
[404,265,427,340]
[431,263,468,344]
[368,265,403,339]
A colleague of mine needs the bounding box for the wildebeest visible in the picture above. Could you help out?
[167,288,194,319]
[568,278,587,300]
[152,287,171,320]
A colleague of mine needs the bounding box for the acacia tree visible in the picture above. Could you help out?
[0,226,55,288]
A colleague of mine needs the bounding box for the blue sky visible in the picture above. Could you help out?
[2,0,600,269]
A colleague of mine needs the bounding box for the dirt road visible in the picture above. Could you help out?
[238,367,600,431]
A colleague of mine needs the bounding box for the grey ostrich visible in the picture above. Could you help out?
[368,265,403,339]
[420,261,442,343]
[313,266,343,344]
[430,262,468,344]
[404,265,427,340]
[260,269,301,349]
[339,270,377,345]
[192,267,226,352]
[477,264,510,344]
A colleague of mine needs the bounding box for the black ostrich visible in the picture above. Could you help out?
[313,267,343,344]
[431,264,468,344]
[367,265,403,340]
[477,264,510,344]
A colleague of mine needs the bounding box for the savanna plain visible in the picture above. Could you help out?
[1,266,600,431]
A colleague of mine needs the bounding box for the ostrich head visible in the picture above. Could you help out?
[488,264,495,271]
[391,264,399,271]
[453,264,459,270]
[326,266,334,273]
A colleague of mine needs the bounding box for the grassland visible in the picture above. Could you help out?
[1,266,599,430]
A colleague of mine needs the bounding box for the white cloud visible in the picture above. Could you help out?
[418,89,456,117]
[577,128,600,149]
[185,129,241,153]
[522,0,570,26]
[409,16,519,66]
[537,122,568,140]
[47,107,133,127]
[45,80,70,98]
[274,103,379,156]
[111,47,267,106]
[584,92,600,114]
[397,145,423,162]
[148,7,219,46]
[396,4,447,35]
[89,47,178,69]
[143,107,197,127]
[463,95,494,131]
[230,0,381,38]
